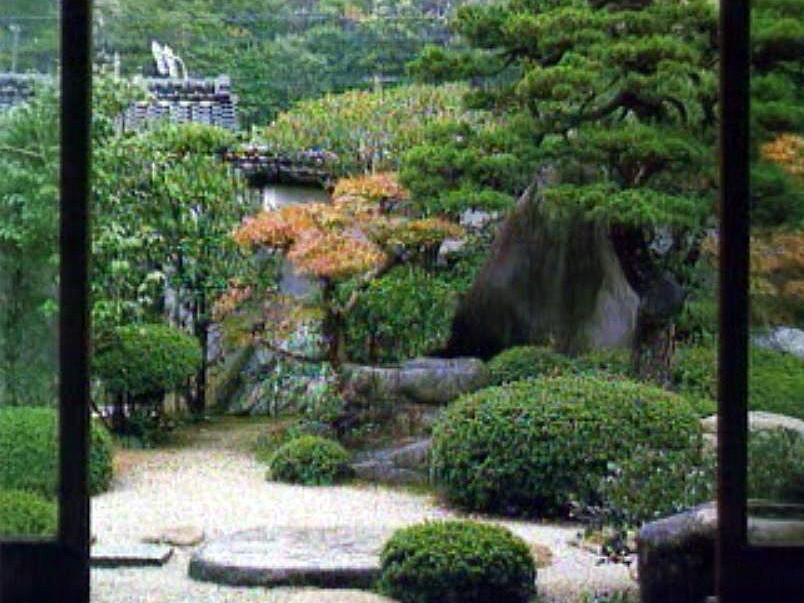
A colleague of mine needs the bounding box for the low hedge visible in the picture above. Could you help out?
[487,346,635,387]
[267,435,352,486]
[596,428,804,527]
[674,344,804,420]
[487,346,578,385]
[430,376,703,516]
[94,323,201,399]
[378,520,536,603]
[0,489,57,537]
[0,407,114,498]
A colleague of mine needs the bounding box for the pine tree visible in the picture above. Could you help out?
[411,0,720,380]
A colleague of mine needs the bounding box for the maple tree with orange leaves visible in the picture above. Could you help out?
[232,173,463,365]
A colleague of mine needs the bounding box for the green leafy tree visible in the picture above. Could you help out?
[0,88,59,405]
[93,123,249,414]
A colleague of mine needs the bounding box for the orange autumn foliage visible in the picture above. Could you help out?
[233,173,462,282]
[761,134,804,179]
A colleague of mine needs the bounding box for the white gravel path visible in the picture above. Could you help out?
[90,422,636,603]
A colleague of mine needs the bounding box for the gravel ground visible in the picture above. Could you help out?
[91,420,636,603]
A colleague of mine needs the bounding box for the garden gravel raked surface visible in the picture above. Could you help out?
[90,420,635,603]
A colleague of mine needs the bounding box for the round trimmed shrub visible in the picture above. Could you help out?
[0,407,114,497]
[487,346,578,385]
[94,323,201,400]
[379,520,536,603]
[0,490,57,537]
[673,344,804,420]
[430,376,703,516]
[267,435,352,486]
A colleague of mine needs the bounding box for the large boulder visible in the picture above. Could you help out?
[638,502,804,603]
[342,357,489,406]
[446,188,640,359]
[352,439,432,486]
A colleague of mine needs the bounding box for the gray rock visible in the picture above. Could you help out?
[91,544,174,568]
[343,357,489,406]
[142,525,205,547]
[446,194,640,357]
[189,526,394,588]
[754,326,804,359]
[701,411,804,440]
[460,209,499,230]
[638,502,804,603]
[352,439,432,486]
[437,238,468,266]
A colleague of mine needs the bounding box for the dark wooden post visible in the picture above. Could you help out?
[59,0,93,601]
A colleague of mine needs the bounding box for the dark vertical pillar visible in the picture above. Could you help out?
[717,0,751,601]
[60,1,92,602]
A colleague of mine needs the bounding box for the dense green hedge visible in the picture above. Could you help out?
[94,323,201,399]
[595,428,804,528]
[673,344,804,419]
[339,266,458,364]
[430,376,703,516]
[267,435,352,486]
[487,346,578,385]
[378,520,536,603]
[487,346,636,387]
[0,407,114,498]
[0,489,57,538]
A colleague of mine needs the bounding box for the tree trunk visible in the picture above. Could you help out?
[111,393,127,433]
[191,291,208,417]
[322,281,346,368]
[609,225,684,384]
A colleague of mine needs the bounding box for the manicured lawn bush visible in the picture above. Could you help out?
[267,435,352,486]
[378,520,536,603]
[0,489,57,538]
[673,344,804,419]
[430,376,703,516]
[0,407,114,498]
[487,346,578,385]
[94,323,201,401]
[596,428,803,528]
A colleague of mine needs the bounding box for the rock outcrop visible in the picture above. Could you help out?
[342,357,489,406]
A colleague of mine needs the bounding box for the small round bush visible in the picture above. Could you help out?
[0,490,57,537]
[268,435,352,486]
[487,346,578,385]
[0,407,114,498]
[379,520,536,603]
[430,376,703,516]
[94,323,201,399]
[674,344,804,420]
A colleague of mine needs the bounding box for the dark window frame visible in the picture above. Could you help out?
[0,1,801,602]
[0,1,92,602]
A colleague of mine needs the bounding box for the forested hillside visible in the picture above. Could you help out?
[2,1,477,125]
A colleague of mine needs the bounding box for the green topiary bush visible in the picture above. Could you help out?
[339,266,458,364]
[94,323,201,401]
[0,407,114,498]
[746,429,804,503]
[378,520,536,603]
[487,346,578,386]
[673,344,804,420]
[430,376,703,517]
[0,489,57,537]
[267,435,352,486]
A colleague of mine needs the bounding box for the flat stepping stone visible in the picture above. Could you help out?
[189,526,394,588]
[91,544,173,568]
[142,525,205,547]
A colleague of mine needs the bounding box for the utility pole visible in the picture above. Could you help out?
[9,24,21,73]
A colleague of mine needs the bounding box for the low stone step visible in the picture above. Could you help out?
[91,544,173,568]
[189,526,395,588]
